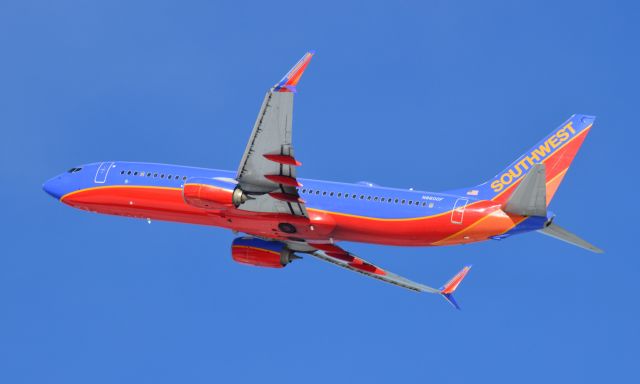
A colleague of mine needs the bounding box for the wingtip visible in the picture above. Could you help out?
[440,265,472,294]
[437,265,472,310]
[442,293,461,310]
[273,51,315,92]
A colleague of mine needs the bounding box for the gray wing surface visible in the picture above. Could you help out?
[298,242,444,293]
[309,250,441,293]
[234,53,315,217]
[237,92,295,192]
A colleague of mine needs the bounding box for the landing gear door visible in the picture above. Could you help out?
[451,198,469,224]
[94,162,114,184]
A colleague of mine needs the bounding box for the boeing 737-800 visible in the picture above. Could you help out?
[43,52,602,308]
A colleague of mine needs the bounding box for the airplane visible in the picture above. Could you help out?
[43,51,602,309]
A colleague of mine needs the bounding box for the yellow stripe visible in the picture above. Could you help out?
[431,211,498,245]
[546,168,568,188]
[60,185,182,201]
[307,203,468,222]
[63,184,478,223]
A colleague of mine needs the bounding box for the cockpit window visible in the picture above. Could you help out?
[67,167,82,173]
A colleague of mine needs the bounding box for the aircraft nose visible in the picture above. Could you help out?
[42,175,66,200]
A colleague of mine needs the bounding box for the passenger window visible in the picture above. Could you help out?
[154,173,158,177]
[401,199,406,204]
[337,192,342,198]
[160,174,165,178]
[367,196,372,200]
[323,191,327,196]
[345,194,349,198]
[120,170,125,175]
[183,176,187,181]
[316,190,320,195]
[395,198,399,203]
[330,192,334,197]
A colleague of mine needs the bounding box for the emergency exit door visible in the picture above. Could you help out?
[451,198,469,224]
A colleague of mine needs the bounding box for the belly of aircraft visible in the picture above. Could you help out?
[61,184,522,246]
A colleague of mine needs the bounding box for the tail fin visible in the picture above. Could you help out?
[439,265,472,310]
[459,114,595,205]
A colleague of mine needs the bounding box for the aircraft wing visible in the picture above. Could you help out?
[235,51,314,217]
[304,242,471,309]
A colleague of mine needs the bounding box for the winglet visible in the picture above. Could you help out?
[273,51,315,93]
[439,265,472,310]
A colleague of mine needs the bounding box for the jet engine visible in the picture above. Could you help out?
[183,177,248,209]
[231,237,297,268]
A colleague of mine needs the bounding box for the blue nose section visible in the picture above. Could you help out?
[42,176,66,200]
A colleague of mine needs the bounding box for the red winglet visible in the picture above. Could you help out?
[263,154,302,166]
[264,175,302,187]
[440,266,472,294]
[273,51,315,93]
[269,192,304,204]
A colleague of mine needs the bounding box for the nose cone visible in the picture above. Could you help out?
[42,175,66,200]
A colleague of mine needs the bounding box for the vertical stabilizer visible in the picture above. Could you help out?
[451,115,595,205]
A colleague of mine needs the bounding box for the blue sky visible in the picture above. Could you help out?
[1,0,638,383]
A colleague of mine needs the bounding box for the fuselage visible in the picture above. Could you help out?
[43,161,542,246]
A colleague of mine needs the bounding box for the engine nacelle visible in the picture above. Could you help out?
[183,177,247,210]
[231,237,296,268]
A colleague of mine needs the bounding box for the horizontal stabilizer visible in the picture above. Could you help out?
[504,164,547,217]
[538,222,603,253]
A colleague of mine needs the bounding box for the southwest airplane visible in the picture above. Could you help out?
[43,52,602,308]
